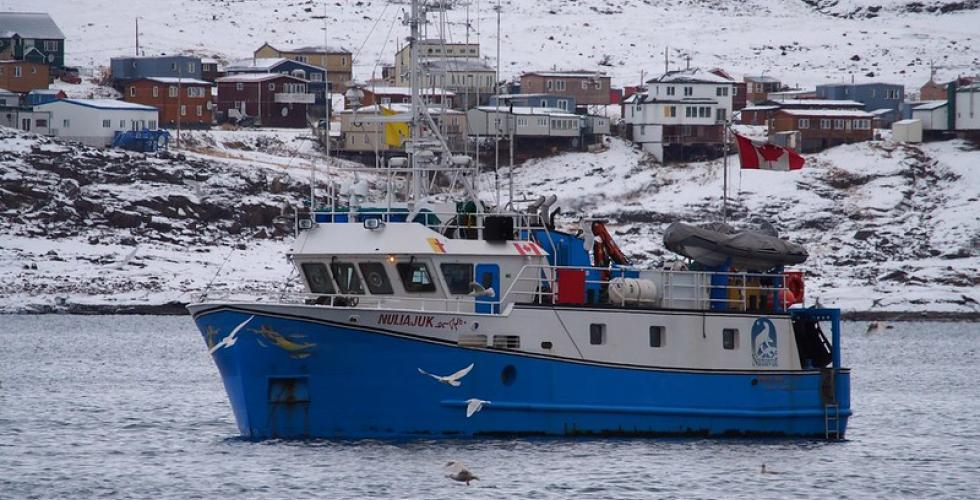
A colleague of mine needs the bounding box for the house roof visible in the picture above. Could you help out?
[216,73,308,83]
[139,77,212,85]
[870,108,896,116]
[37,98,157,111]
[778,109,873,117]
[771,99,865,107]
[260,42,350,54]
[365,86,455,97]
[956,82,980,92]
[340,103,462,114]
[474,106,579,117]
[522,70,608,79]
[742,105,780,111]
[491,93,565,99]
[0,12,65,39]
[744,75,780,83]
[420,58,495,72]
[226,57,325,73]
[647,68,733,84]
[913,101,947,111]
[893,119,920,125]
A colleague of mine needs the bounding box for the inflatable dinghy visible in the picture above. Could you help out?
[663,221,808,271]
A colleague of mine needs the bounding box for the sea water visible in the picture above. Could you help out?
[1,316,977,499]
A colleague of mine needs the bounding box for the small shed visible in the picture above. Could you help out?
[892,119,922,143]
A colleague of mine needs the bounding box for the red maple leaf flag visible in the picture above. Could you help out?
[734,133,805,171]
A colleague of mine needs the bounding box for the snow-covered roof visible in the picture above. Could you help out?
[225,58,325,73]
[217,73,308,83]
[29,89,63,95]
[365,86,455,97]
[340,103,462,114]
[0,87,15,95]
[0,12,65,39]
[772,99,864,107]
[742,105,780,111]
[201,58,220,65]
[421,59,494,72]
[779,109,873,117]
[870,108,896,116]
[956,83,980,92]
[893,119,920,125]
[647,68,733,84]
[491,93,564,99]
[913,101,947,111]
[474,106,579,117]
[523,70,608,78]
[744,75,780,83]
[283,44,350,54]
[37,98,157,111]
[140,77,212,86]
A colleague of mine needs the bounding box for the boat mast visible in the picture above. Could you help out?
[408,0,421,203]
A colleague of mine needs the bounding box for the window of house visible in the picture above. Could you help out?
[171,63,177,71]
[119,120,125,127]
[235,82,244,91]
[556,80,566,91]
[649,326,665,348]
[149,120,157,129]
[517,117,528,127]
[296,55,308,63]
[188,62,195,72]
[102,119,111,128]
[684,86,693,96]
[716,108,726,121]
[440,263,474,295]
[716,87,728,97]
[834,119,845,129]
[62,119,70,128]
[31,66,36,74]
[169,86,178,97]
[663,106,676,118]
[330,262,364,294]
[640,124,646,136]
[685,106,695,118]
[666,86,675,96]
[396,262,436,292]
[545,79,553,91]
[152,86,159,98]
[589,324,606,345]
[557,99,568,110]
[35,118,47,127]
[301,262,335,294]
[798,118,810,129]
[820,119,832,129]
[311,72,322,82]
[723,328,739,350]
[698,106,711,118]
[180,105,187,116]
[44,40,58,51]
[358,262,393,294]
[14,67,22,77]
[196,105,203,116]
[129,86,136,97]
[189,87,205,98]
[268,82,276,91]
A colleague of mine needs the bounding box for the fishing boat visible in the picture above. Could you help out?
[188,0,850,440]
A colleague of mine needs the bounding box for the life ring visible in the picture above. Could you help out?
[784,272,804,305]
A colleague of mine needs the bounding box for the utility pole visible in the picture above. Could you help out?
[176,59,182,147]
[135,18,140,56]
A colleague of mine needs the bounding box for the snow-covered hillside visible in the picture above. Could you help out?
[6,0,980,90]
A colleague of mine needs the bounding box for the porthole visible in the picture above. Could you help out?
[501,365,517,386]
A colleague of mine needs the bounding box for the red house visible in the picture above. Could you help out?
[215,73,314,128]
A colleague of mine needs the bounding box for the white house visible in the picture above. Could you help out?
[467,106,582,139]
[911,101,948,131]
[623,68,735,162]
[34,99,159,146]
[954,83,980,131]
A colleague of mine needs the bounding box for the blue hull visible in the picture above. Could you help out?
[192,307,851,439]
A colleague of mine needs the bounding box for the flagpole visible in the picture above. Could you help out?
[722,123,729,223]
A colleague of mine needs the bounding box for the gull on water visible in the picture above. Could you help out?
[417,363,474,387]
[209,315,255,354]
[465,398,490,418]
[445,461,479,485]
[761,464,781,475]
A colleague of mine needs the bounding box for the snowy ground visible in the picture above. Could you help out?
[6,0,979,92]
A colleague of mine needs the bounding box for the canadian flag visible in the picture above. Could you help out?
[734,133,805,171]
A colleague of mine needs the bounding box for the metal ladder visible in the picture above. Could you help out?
[824,403,841,440]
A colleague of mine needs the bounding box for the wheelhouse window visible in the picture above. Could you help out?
[723,328,739,350]
[440,263,473,295]
[397,262,436,292]
[589,323,606,345]
[649,326,664,348]
[358,262,393,294]
[301,262,335,294]
[330,262,364,294]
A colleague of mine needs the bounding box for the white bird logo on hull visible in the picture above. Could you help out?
[209,315,255,354]
[418,363,474,387]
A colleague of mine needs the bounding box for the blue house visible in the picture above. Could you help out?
[816,83,904,112]
[110,55,204,86]
[487,93,577,112]
[225,58,328,105]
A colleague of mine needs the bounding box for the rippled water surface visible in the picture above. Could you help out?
[1,316,978,499]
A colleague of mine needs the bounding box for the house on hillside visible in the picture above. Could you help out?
[201,58,224,82]
[0,59,49,93]
[416,59,496,109]
[767,88,817,100]
[744,75,781,104]
[816,82,904,112]
[739,99,864,126]
[622,67,735,162]
[32,99,159,146]
[225,58,329,107]
[338,104,466,155]
[520,71,612,109]
[123,77,213,128]
[215,73,314,128]
[487,93,577,112]
[769,109,874,153]
[357,86,454,108]
[0,12,65,68]
[254,43,352,92]
[110,56,203,89]
[953,83,980,135]
[25,88,64,106]
[394,39,480,86]
[920,76,975,101]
